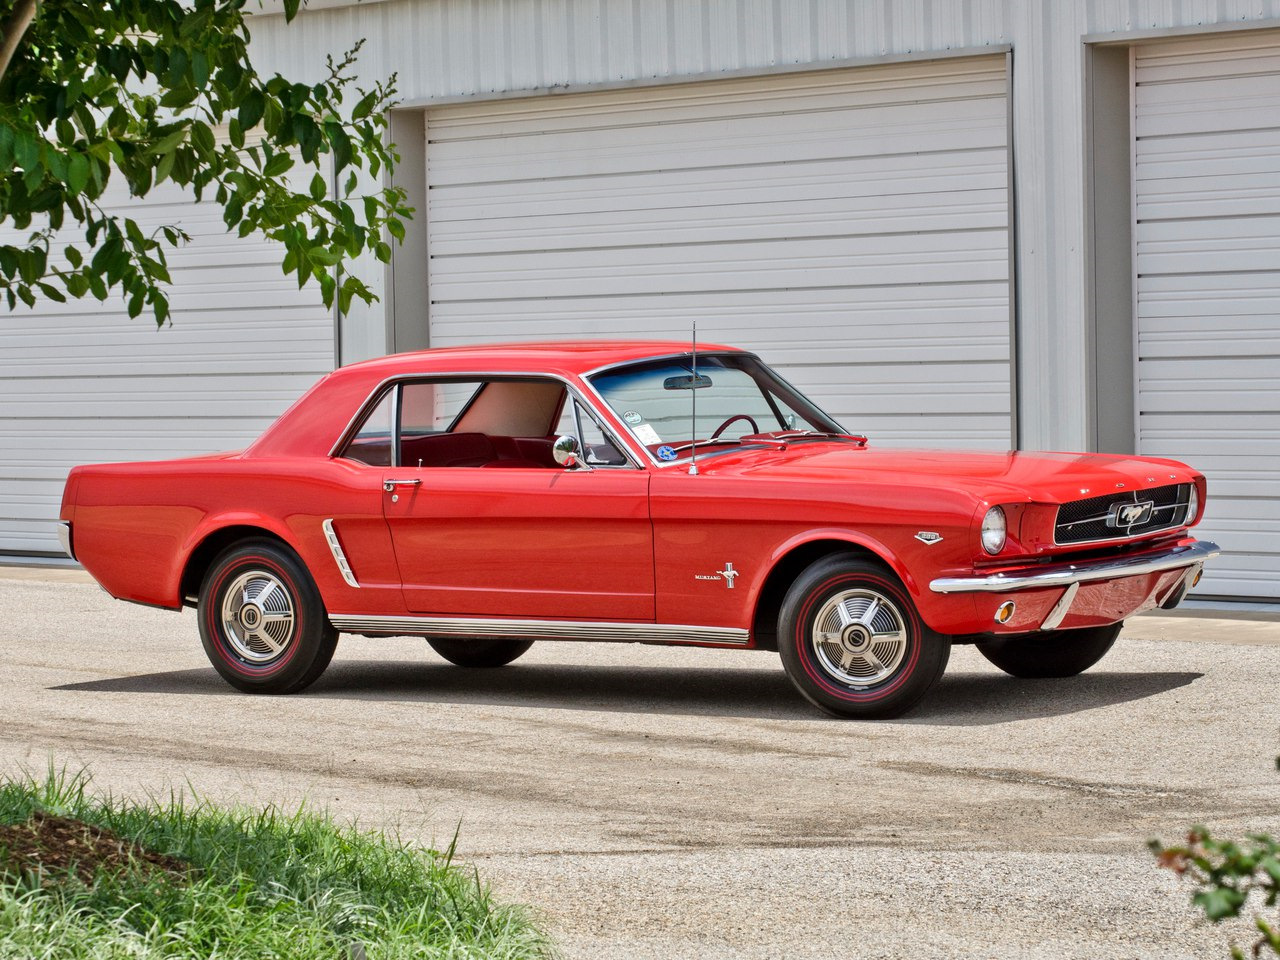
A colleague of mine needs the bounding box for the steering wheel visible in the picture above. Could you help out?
[711,414,760,439]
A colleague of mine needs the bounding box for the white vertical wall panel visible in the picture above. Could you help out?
[1135,33,1280,600]
[424,57,1012,447]
[0,179,334,556]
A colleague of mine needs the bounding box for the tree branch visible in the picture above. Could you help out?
[0,0,38,85]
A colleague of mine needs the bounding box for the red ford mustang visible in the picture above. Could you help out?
[59,341,1218,718]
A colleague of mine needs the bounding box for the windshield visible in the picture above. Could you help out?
[588,353,847,462]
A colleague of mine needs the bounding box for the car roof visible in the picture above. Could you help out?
[247,339,741,460]
[336,339,740,379]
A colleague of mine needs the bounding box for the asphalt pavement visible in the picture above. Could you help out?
[1,566,1277,959]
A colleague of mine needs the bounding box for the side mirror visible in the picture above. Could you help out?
[553,435,591,470]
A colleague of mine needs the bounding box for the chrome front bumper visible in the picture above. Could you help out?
[929,540,1221,595]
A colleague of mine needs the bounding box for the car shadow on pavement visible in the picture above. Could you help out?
[904,670,1203,726]
[51,662,1203,725]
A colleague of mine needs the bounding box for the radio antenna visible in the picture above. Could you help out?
[689,320,699,476]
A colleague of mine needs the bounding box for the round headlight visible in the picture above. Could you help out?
[1185,485,1199,525]
[981,506,1007,555]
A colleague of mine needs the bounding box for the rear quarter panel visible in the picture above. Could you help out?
[68,457,400,613]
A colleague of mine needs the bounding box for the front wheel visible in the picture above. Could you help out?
[975,623,1122,678]
[778,555,950,719]
[198,540,337,694]
[427,637,533,668]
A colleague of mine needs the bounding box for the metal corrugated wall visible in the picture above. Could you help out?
[1134,32,1280,599]
[424,57,1012,447]
[0,179,334,555]
[253,0,1280,456]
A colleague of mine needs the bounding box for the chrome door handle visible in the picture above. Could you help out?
[383,478,423,493]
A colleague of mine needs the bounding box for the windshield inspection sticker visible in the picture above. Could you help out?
[623,410,643,425]
[656,445,678,461]
[634,423,662,445]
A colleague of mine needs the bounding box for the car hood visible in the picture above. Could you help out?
[693,442,1200,504]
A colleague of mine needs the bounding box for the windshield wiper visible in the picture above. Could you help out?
[742,430,868,447]
[664,431,867,457]
[664,437,744,455]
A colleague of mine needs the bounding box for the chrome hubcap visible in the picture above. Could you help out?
[811,588,908,687]
[220,571,295,663]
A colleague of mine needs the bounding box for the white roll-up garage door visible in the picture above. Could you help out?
[0,179,334,556]
[425,56,1012,450]
[1134,33,1280,600]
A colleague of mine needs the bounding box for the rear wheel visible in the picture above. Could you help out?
[778,555,950,719]
[975,622,1122,678]
[427,637,533,668]
[198,540,337,694]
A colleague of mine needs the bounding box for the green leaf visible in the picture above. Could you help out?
[192,51,211,89]
[224,195,244,228]
[153,294,170,327]
[14,131,40,171]
[351,92,378,121]
[330,125,353,172]
[191,122,216,158]
[65,247,83,269]
[387,218,405,242]
[36,282,67,304]
[310,247,343,266]
[150,127,188,156]
[65,274,89,298]
[229,118,245,150]
[155,149,177,186]
[125,220,146,248]
[310,172,327,201]
[167,46,190,87]
[263,153,293,178]
[0,124,13,167]
[239,89,266,130]
[67,153,90,195]
[1194,887,1246,922]
[127,287,145,318]
[374,241,392,263]
[263,98,283,135]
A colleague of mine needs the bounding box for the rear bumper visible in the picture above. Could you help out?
[56,521,75,561]
[929,540,1220,595]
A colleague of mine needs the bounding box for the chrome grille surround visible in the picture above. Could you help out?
[1054,483,1192,546]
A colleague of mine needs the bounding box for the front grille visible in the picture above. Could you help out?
[1054,483,1192,545]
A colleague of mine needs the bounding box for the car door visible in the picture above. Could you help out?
[379,379,654,621]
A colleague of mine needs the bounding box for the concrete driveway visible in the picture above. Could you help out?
[2,567,1277,959]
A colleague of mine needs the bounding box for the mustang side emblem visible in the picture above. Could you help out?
[915,532,944,545]
[695,562,739,588]
[1107,500,1154,528]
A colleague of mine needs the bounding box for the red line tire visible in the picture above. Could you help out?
[427,637,534,667]
[974,623,1122,678]
[778,554,950,719]
[198,539,338,694]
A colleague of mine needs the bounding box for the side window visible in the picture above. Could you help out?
[554,399,628,467]
[342,378,616,469]
[341,390,394,466]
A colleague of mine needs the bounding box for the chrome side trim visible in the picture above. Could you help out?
[56,521,74,561]
[328,613,750,646]
[1039,582,1080,631]
[928,540,1221,594]
[321,519,360,588]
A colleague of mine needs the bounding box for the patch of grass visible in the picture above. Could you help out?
[0,767,554,959]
